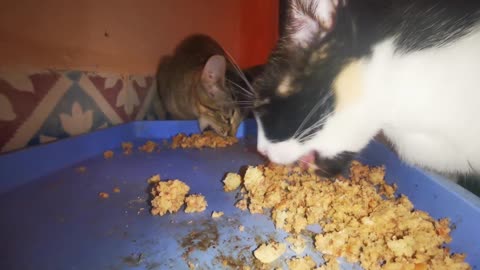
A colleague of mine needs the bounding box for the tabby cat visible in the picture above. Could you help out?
[157,34,258,137]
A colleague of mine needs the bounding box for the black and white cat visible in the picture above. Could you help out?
[253,0,480,178]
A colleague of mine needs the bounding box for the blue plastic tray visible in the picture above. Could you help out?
[0,120,479,270]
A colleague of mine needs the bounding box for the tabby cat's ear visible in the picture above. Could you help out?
[288,0,345,48]
[201,55,226,98]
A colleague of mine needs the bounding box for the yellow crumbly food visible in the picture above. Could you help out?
[211,211,224,218]
[253,242,286,264]
[150,179,190,216]
[316,255,339,270]
[287,256,317,270]
[98,192,109,199]
[223,172,242,192]
[139,140,158,153]
[286,235,306,255]
[122,142,133,154]
[228,161,470,270]
[113,187,121,193]
[171,131,238,149]
[103,150,114,159]
[147,174,161,184]
[184,194,207,213]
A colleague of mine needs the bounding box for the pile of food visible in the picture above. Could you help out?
[222,161,469,270]
[171,131,238,149]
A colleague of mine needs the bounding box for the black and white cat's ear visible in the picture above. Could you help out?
[288,0,346,48]
[201,55,226,98]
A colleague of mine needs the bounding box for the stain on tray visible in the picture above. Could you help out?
[122,253,144,267]
[180,220,220,258]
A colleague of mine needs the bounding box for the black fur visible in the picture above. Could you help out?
[253,0,480,176]
[315,151,356,178]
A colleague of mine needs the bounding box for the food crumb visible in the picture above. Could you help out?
[139,140,158,153]
[286,235,306,255]
[287,256,316,270]
[113,187,121,193]
[150,179,190,216]
[75,166,87,173]
[122,142,133,155]
[253,242,286,264]
[99,192,109,199]
[103,150,114,159]
[235,199,248,211]
[184,194,208,213]
[239,225,245,232]
[223,172,241,192]
[211,211,224,218]
[147,174,161,184]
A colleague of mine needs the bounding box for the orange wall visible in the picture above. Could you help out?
[0,0,278,74]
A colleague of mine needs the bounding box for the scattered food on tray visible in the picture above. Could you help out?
[99,192,109,199]
[122,142,133,155]
[113,187,121,193]
[211,211,224,218]
[103,150,114,159]
[253,241,286,264]
[224,161,470,270]
[171,131,238,149]
[184,194,208,213]
[223,172,242,192]
[150,179,190,216]
[139,140,158,153]
[75,166,87,173]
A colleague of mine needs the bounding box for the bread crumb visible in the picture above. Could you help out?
[150,179,189,216]
[184,194,207,213]
[239,225,245,232]
[316,255,339,270]
[147,174,161,184]
[139,140,158,153]
[235,199,248,211]
[76,166,87,173]
[253,242,286,264]
[286,235,306,255]
[99,192,109,199]
[113,187,120,193]
[223,173,241,192]
[287,256,316,270]
[211,211,224,218]
[103,150,114,159]
[171,131,238,149]
[122,142,133,155]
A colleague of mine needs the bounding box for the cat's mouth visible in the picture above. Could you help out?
[297,150,356,178]
[298,151,317,169]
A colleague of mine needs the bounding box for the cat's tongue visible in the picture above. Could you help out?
[298,152,316,169]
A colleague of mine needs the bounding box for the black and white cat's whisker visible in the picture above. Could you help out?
[226,78,255,98]
[296,111,334,142]
[223,50,255,92]
[293,91,333,139]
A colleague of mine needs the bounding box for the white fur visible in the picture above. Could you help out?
[257,28,480,174]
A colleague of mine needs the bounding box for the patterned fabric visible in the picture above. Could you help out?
[0,69,165,153]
